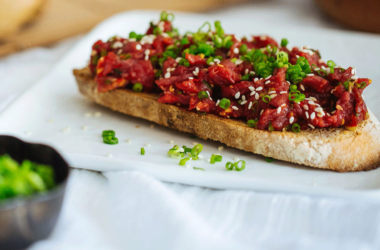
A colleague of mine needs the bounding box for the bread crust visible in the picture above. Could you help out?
[73,67,380,172]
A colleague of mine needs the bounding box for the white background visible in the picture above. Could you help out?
[1,0,379,249]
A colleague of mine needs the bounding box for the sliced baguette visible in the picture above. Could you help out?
[73,67,380,172]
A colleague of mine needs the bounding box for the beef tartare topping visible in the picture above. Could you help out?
[89,11,371,132]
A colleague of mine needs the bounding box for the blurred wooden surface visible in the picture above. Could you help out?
[0,0,246,57]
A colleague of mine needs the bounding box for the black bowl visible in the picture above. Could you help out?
[0,136,69,250]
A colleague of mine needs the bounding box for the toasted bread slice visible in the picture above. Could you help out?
[73,67,380,172]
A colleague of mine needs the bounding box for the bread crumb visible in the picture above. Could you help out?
[84,112,92,117]
[135,125,140,128]
[106,153,113,158]
[169,140,174,144]
[192,142,198,145]
[218,146,224,151]
[82,126,88,130]
[126,139,131,143]
[94,112,102,117]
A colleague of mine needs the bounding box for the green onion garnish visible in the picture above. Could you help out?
[133,83,143,92]
[190,144,203,159]
[198,91,209,99]
[234,160,246,171]
[179,157,190,166]
[247,119,257,128]
[193,167,205,171]
[357,81,366,89]
[103,136,118,145]
[219,98,231,109]
[290,84,298,91]
[292,123,301,133]
[281,38,289,47]
[327,60,335,73]
[141,147,145,155]
[262,95,271,103]
[268,122,275,131]
[210,154,222,164]
[102,130,115,137]
[265,157,274,162]
[225,162,235,171]
[239,44,248,54]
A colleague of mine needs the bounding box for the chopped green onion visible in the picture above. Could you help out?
[266,44,278,54]
[292,123,301,133]
[198,91,209,99]
[268,122,275,131]
[179,157,190,166]
[102,130,115,137]
[262,95,271,103]
[103,136,118,145]
[234,160,246,171]
[193,167,205,171]
[179,58,190,67]
[265,157,274,162]
[190,144,203,158]
[230,58,237,63]
[343,81,350,91]
[141,147,145,155]
[247,119,257,128]
[281,38,289,47]
[133,83,143,92]
[225,162,234,171]
[241,74,250,80]
[290,85,298,91]
[219,98,231,109]
[100,49,108,57]
[327,60,335,73]
[239,44,248,54]
[210,154,222,164]
[181,37,189,45]
[357,81,366,89]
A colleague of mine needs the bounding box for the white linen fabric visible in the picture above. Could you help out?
[0,0,378,249]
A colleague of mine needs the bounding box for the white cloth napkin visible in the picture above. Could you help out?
[0,0,378,249]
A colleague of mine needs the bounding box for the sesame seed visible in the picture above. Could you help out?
[250,71,255,75]
[136,44,142,50]
[305,112,309,119]
[317,113,324,117]
[192,142,198,145]
[265,75,271,80]
[240,101,247,105]
[286,81,291,85]
[175,57,182,62]
[250,91,256,96]
[331,110,336,114]
[296,55,300,58]
[233,48,239,54]
[209,62,215,65]
[216,100,220,106]
[82,126,88,130]
[242,95,246,101]
[260,35,267,40]
[289,117,294,124]
[351,67,356,75]
[144,49,150,55]
[277,107,281,114]
[315,107,323,113]
[336,105,343,110]
[235,59,243,65]
[245,69,249,75]
[169,140,174,144]
[303,105,309,110]
[260,109,264,115]
[126,139,131,143]
[145,143,151,147]
[248,102,253,109]
[307,74,314,76]
[106,153,113,158]
[188,77,194,80]
[280,91,287,94]
[214,59,220,64]
[281,103,286,107]
[310,112,316,120]
[235,92,240,99]
[198,154,204,160]
[145,55,149,60]
[270,94,277,98]
[218,146,224,151]
[256,87,263,91]
[310,97,317,102]
[248,86,255,91]
[308,124,315,129]
[308,101,315,105]
[164,72,171,78]
[232,106,239,110]
[233,157,239,161]
[255,93,259,100]
[265,80,271,84]
[112,41,123,48]
[179,148,185,152]
[84,112,92,117]
[300,85,305,91]
[94,112,102,117]
[186,164,192,168]
[254,78,259,82]
[268,91,276,94]
[351,76,358,80]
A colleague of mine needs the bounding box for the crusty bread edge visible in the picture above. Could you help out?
[73,67,380,172]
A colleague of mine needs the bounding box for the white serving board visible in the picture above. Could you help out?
[1,10,380,199]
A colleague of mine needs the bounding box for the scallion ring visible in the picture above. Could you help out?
[262,95,271,103]
[281,38,289,47]
[133,83,143,92]
[357,81,366,89]
[247,119,257,128]
[234,160,246,171]
[210,154,222,164]
[179,157,190,166]
[292,123,301,133]
[198,91,209,99]
[265,157,274,162]
[225,162,234,171]
[102,130,115,137]
[103,136,118,145]
[141,147,145,155]
[219,98,231,109]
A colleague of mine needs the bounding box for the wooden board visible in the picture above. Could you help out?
[0,0,246,57]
